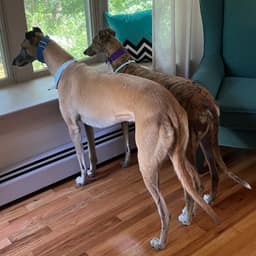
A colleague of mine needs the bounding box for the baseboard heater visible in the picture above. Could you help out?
[0,125,136,207]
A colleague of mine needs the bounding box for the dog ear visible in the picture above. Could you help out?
[33,27,44,36]
[33,27,42,33]
[98,28,115,41]
[106,28,116,37]
[25,27,44,45]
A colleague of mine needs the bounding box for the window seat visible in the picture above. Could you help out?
[0,62,138,206]
[0,76,57,117]
[0,62,114,117]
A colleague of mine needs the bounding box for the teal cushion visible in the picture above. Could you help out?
[223,0,256,77]
[105,10,152,62]
[216,77,256,129]
[219,127,256,149]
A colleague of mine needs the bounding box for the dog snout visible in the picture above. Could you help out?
[12,55,29,67]
[84,47,96,56]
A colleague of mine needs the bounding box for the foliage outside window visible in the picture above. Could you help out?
[0,31,7,80]
[24,0,89,71]
[108,0,152,14]
[0,0,153,85]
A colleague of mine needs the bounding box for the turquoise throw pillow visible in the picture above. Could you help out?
[105,10,152,62]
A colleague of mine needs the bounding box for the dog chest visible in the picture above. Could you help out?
[80,112,134,128]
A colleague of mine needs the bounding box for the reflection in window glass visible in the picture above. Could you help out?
[108,0,152,14]
[24,0,89,71]
[0,31,7,79]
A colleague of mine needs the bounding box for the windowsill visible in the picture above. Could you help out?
[0,61,152,118]
[0,62,109,117]
[0,76,57,117]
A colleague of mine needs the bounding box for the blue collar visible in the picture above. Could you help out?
[37,36,50,63]
[54,59,76,89]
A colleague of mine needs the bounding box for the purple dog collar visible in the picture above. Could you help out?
[108,48,127,64]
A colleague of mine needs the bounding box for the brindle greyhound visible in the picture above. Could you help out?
[12,27,220,250]
[84,28,251,224]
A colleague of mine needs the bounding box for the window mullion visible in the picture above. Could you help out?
[87,0,108,38]
[0,1,11,85]
[2,0,34,83]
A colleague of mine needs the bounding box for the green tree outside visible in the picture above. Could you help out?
[0,33,7,79]
[24,0,88,70]
[108,0,152,14]
[0,0,152,76]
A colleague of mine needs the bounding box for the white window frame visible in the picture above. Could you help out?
[0,0,108,86]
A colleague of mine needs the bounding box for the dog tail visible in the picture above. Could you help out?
[213,149,252,190]
[168,108,220,224]
[171,151,221,225]
[202,97,252,191]
[208,106,252,190]
[226,171,252,190]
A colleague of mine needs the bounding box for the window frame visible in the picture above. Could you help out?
[0,0,12,86]
[0,0,108,86]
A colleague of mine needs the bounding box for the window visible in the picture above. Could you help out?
[0,0,106,85]
[24,0,90,71]
[0,0,152,86]
[0,31,7,80]
[108,0,152,14]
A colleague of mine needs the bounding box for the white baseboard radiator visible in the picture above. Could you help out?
[0,125,135,207]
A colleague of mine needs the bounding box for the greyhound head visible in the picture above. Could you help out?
[84,28,121,56]
[12,27,44,67]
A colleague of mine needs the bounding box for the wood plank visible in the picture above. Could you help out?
[0,147,255,256]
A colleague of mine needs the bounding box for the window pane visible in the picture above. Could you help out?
[0,31,7,79]
[24,0,89,71]
[108,0,152,14]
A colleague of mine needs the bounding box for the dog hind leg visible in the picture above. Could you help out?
[140,163,169,250]
[121,121,131,168]
[84,124,97,177]
[136,121,171,250]
[67,122,88,186]
[178,136,203,225]
[137,155,169,250]
[200,132,219,204]
[176,158,203,225]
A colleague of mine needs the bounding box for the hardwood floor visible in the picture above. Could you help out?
[1,147,256,256]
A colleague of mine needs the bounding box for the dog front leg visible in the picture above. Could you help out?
[84,124,97,177]
[121,121,131,168]
[68,125,88,186]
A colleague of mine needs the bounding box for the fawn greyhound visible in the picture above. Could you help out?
[12,27,220,250]
[84,28,251,223]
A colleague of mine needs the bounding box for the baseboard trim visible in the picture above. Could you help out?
[0,129,136,207]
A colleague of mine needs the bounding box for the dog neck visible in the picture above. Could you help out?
[54,59,76,88]
[37,36,50,63]
[107,47,134,72]
[37,36,75,87]
[107,48,127,64]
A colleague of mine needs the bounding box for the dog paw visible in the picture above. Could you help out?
[150,238,165,250]
[120,152,131,168]
[203,194,213,204]
[178,207,191,225]
[87,169,94,177]
[75,176,85,186]
[120,159,129,168]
